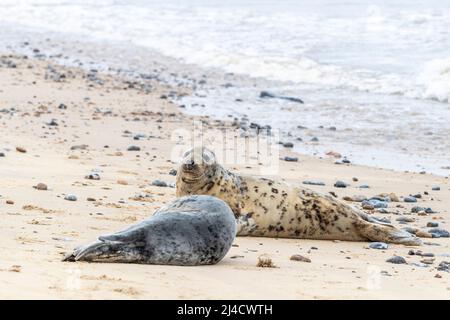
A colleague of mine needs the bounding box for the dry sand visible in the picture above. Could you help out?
[0,54,449,299]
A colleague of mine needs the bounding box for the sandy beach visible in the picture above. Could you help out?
[0,53,449,299]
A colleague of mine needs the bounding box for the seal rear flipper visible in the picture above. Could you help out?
[359,222,422,246]
[98,223,147,243]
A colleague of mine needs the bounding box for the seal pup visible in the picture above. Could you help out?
[176,147,421,245]
[63,195,237,265]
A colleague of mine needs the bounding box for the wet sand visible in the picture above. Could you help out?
[0,54,449,299]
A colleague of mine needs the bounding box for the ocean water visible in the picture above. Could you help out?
[1,0,450,174]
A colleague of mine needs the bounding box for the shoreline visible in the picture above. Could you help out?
[0,53,449,299]
[2,29,449,177]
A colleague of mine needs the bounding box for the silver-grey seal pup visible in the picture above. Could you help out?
[63,195,237,265]
[176,147,422,246]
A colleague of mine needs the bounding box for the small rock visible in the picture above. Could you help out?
[34,183,48,191]
[334,180,349,188]
[64,194,77,201]
[404,196,417,203]
[362,203,375,210]
[359,185,370,189]
[420,258,435,265]
[127,145,141,151]
[425,207,436,214]
[283,156,298,162]
[427,222,439,228]
[429,228,449,238]
[70,144,88,150]
[290,254,311,263]
[47,119,58,126]
[302,180,325,186]
[437,261,450,272]
[283,142,294,148]
[362,199,388,209]
[6,200,14,205]
[432,186,440,191]
[369,242,388,250]
[411,206,425,213]
[386,256,407,264]
[310,137,319,142]
[16,147,27,153]
[388,193,400,202]
[151,180,168,187]
[343,195,367,202]
[85,173,100,180]
[169,169,177,176]
[0,152,5,157]
[396,216,415,223]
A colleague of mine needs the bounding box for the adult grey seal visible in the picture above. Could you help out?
[176,147,422,246]
[63,195,237,265]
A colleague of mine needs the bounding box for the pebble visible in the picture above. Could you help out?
[16,147,26,153]
[386,256,407,264]
[310,137,319,142]
[70,144,88,150]
[151,179,168,187]
[369,242,388,250]
[428,228,449,238]
[425,207,436,214]
[404,196,417,203]
[34,183,48,191]
[169,169,177,176]
[437,261,450,272]
[283,142,294,148]
[85,173,100,180]
[396,216,415,223]
[6,200,14,205]
[411,206,424,213]
[359,185,370,189]
[427,222,439,228]
[127,145,141,151]
[0,152,5,157]
[47,119,58,126]
[362,199,388,209]
[343,195,367,202]
[290,254,311,263]
[302,180,325,186]
[362,203,374,210]
[431,186,440,191]
[410,262,429,268]
[64,194,77,201]
[420,258,435,265]
[334,180,349,188]
[372,216,391,224]
[283,156,298,162]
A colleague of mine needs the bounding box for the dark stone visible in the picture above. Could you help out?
[127,145,141,151]
[386,256,407,264]
[334,180,349,188]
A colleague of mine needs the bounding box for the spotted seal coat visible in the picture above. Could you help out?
[63,195,237,265]
[176,147,421,245]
